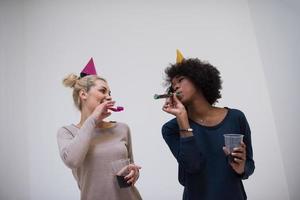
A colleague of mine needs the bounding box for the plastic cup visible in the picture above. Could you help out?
[224,134,244,163]
[224,134,244,152]
[111,158,131,188]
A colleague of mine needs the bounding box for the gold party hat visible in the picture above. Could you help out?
[176,49,184,63]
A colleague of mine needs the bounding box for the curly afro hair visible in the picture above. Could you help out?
[164,58,222,105]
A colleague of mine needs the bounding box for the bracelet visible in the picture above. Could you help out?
[179,128,193,132]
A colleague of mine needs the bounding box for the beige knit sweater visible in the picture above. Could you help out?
[57,115,142,200]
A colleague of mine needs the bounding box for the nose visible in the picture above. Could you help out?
[173,84,180,92]
[105,94,112,101]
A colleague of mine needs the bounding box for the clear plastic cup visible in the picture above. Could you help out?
[224,134,244,163]
[224,134,244,153]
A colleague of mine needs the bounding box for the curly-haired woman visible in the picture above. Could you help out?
[161,50,255,200]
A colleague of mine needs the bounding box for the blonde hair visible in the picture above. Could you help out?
[63,74,106,110]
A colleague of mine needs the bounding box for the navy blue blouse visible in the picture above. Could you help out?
[162,108,255,200]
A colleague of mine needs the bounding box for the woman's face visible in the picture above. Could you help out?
[171,76,198,104]
[84,79,112,111]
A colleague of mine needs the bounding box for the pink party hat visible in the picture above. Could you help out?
[80,57,97,78]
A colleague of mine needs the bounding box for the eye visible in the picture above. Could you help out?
[178,77,184,82]
[98,88,106,93]
[171,77,184,89]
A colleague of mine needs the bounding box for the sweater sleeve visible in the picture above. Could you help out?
[162,121,205,173]
[125,124,135,164]
[239,112,255,180]
[57,115,97,169]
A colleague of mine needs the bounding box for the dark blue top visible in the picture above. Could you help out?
[162,108,255,200]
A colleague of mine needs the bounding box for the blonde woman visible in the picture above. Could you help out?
[57,58,142,200]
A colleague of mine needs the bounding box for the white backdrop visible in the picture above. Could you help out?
[1,0,299,199]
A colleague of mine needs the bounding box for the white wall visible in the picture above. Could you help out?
[0,1,30,200]
[0,0,297,199]
[248,1,300,199]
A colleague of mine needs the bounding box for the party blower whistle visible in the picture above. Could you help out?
[108,106,124,112]
[153,92,181,100]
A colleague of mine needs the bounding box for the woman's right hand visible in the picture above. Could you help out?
[91,100,115,122]
[162,93,187,117]
[163,94,192,136]
[124,164,142,185]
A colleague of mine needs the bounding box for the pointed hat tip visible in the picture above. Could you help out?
[176,49,184,63]
[80,57,97,77]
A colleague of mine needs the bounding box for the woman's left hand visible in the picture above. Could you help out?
[223,141,246,175]
[124,164,142,185]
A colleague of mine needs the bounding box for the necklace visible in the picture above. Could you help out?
[198,118,206,124]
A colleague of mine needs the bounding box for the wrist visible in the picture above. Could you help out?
[179,128,193,137]
[235,165,245,176]
[176,112,188,125]
[179,128,193,132]
[176,110,187,118]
